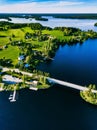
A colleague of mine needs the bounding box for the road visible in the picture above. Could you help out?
[3,67,33,76]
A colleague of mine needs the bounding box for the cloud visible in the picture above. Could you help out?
[51,1,84,7]
[0,0,96,13]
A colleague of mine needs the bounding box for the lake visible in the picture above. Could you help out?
[1,16,97,31]
[0,17,97,130]
[38,39,97,86]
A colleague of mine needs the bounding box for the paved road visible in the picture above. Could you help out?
[3,67,33,76]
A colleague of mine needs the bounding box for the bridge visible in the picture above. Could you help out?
[2,67,97,93]
[47,77,97,93]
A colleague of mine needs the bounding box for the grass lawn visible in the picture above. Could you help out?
[21,27,34,33]
[37,84,50,89]
[0,45,19,64]
[8,29,25,38]
[0,31,9,36]
[0,37,10,46]
[43,30,64,38]
[43,30,72,41]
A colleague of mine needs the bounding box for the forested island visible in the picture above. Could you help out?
[0,14,48,21]
[0,21,97,92]
[80,85,97,105]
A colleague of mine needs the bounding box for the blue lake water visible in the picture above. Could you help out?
[38,39,97,86]
[0,17,97,130]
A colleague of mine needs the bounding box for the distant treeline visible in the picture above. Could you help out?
[53,14,97,19]
[1,13,97,21]
[0,21,51,30]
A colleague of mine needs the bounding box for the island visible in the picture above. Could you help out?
[80,84,97,105]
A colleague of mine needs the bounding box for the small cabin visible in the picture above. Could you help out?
[18,55,24,61]
[24,63,30,68]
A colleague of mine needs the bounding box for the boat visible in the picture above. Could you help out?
[8,97,12,100]
[29,87,38,91]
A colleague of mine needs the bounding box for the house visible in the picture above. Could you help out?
[29,80,38,91]
[24,63,30,68]
[18,55,24,61]
[33,80,38,86]
[28,80,38,87]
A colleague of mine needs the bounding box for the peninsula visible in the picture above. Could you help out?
[0,21,97,105]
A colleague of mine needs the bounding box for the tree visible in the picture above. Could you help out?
[0,67,2,73]
[0,75,2,82]
[22,75,27,87]
[92,84,96,90]
[25,56,31,63]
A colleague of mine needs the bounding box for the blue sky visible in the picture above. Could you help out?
[0,0,97,13]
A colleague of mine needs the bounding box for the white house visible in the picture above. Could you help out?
[29,80,38,91]
[18,55,24,61]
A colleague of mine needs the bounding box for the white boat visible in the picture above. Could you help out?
[29,87,38,91]
[8,97,12,100]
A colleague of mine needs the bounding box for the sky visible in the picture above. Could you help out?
[0,0,97,13]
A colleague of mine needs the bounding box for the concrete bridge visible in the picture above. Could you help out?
[2,67,97,93]
[47,77,97,93]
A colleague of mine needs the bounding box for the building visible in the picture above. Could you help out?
[24,63,30,68]
[18,55,24,61]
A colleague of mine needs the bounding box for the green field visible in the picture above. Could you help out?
[0,28,37,63]
[0,27,66,64]
[0,45,20,64]
[0,24,97,66]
